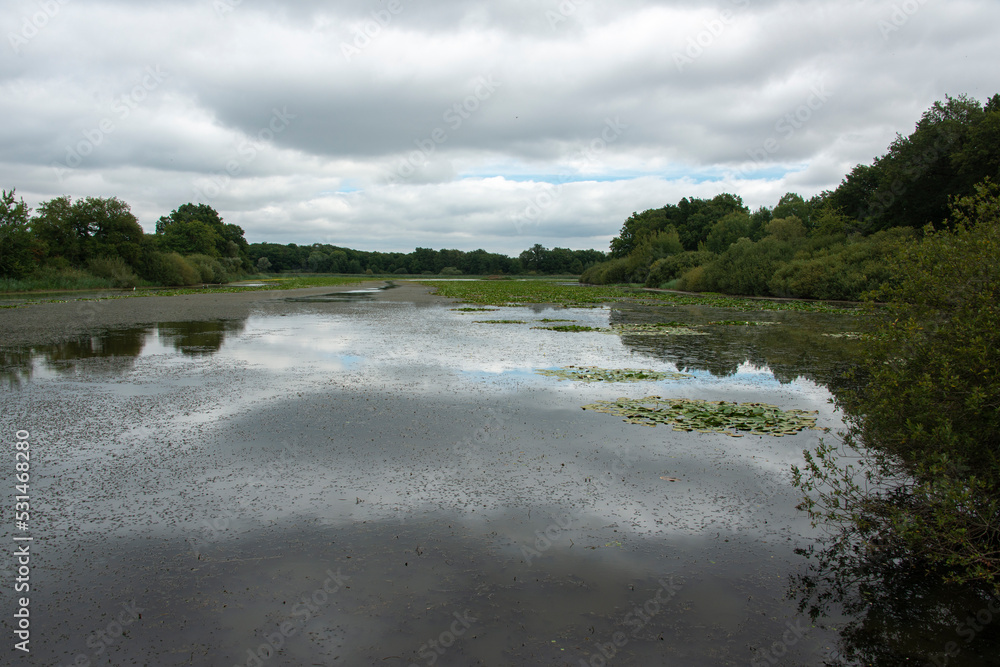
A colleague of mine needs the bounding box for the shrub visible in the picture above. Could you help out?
[644,250,716,287]
[795,179,1000,598]
[86,256,139,288]
[700,237,795,296]
[186,254,230,283]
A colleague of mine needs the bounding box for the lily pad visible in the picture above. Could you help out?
[474,319,527,324]
[532,325,609,333]
[581,396,819,437]
[706,320,778,326]
[535,366,693,383]
[610,323,708,336]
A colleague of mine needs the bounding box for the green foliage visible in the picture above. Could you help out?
[439,266,463,275]
[582,396,819,437]
[185,254,231,283]
[0,189,33,279]
[769,227,917,300]
[705,211,754,254]
[536,366,693,382]
[829,93,999,231]
[146,252,201,286]
[700,237,798,296]
[644,250,715,288]
[795,180,1000,595]
[86,256,139,288]
[610,193,748,257]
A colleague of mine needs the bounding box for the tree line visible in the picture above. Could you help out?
[0,193,606,289]
[248,242,605,277]
[583,93,1000,302]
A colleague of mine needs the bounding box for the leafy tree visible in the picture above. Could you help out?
[705,212,753,253]
[0,189,33,278]
[157,203,248,262]
[30,196,143,267]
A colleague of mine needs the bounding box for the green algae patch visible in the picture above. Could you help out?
[531,324,609,333]
[535,366,693,383]
[581,396,819,437]
[535,318,577,323]
[706,320,779,326]
[474,319,527,324]
[452,307,499,312]
[610,323,708,336]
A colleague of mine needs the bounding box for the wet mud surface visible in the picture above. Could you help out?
[0,283,901,665]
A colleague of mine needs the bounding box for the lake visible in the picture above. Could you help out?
[2,281,989,666]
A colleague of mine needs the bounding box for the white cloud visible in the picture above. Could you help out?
[3,0,999,254]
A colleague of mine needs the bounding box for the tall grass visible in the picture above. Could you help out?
[0,268,117,293]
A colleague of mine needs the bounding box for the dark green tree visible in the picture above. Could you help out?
[0,189,33,278]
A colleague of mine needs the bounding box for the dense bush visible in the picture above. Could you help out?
[86,256,139,288]
[699,237,798,296]
[769,228,917,300]
[645,250,716,288]
[186,254,231,283]
[796,180,1000,595]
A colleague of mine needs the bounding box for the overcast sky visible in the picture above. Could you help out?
[3,0,999,255]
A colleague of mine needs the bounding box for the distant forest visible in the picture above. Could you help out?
[0,194,606,289]
[583,93,1000,301]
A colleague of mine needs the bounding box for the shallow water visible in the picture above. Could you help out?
[1,290,994,665]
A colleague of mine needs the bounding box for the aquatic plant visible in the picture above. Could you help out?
[536,366,692,382]
[610,323,707,336]
[474,319,526,324]
[531,325,608,332]
[582,396,819,437]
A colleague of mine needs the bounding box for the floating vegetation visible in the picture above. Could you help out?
[822,332,865,339]
[420,279,859,313]
[535,318,577,323]
[452,307,499,312]
[581,396,819,437]
[474,319,526,324]
[531,325,609,333]
[706,320,778,326]
[535,366,693,383]
[610,323,708,336]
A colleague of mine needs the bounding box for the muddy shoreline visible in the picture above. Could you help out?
[0,281,446,346]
